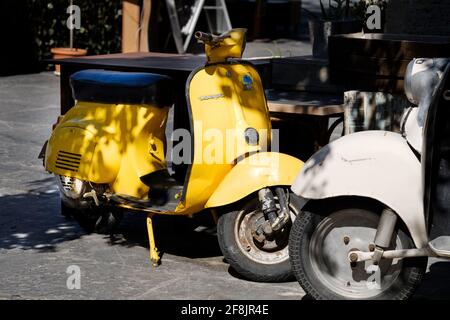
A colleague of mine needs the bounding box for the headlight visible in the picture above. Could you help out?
[404,58,434,105]
[244,127,259,146]
[404,59,417,105]
[404,58,447,106]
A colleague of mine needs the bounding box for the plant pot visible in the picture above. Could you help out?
[51,47,87,75]
[309,19,363,59]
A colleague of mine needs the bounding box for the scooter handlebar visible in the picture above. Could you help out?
[195,31,230,45]
[195,31,214,43]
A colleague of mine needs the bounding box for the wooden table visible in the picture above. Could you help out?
[52,52,271,114]
[266,90,344,151]
[329,33,450,93]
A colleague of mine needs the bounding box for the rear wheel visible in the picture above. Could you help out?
[62,201,123,234]
[61,200,75,217]
[289,200,427,300]
[217,192,302,282]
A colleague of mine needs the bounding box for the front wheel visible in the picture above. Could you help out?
[289,200,427,300]
[217,191,303,282]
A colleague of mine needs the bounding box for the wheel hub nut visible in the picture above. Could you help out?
[349,252,359,262]
[343,236,350,245]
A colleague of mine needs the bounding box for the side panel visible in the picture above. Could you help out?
[178,63,271,213]
[45,126,99,179]
[45,102,168,198]
[205,152,303,208]
[291,131,428,248]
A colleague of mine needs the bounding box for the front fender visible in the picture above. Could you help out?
[205,152,303,208]
[292,131,428,248]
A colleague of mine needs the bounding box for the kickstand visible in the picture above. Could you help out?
[146,214,161,267]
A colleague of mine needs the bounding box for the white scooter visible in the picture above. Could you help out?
[288,58,450,299]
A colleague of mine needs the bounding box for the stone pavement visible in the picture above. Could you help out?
[0,72,449,300]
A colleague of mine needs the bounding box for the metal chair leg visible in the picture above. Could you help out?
[146,214,161,267]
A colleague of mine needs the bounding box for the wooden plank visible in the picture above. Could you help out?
[53,52,206,72]
[139,0,152,52]
[122,0,141,53]
[328,33,450,93]
[266,90,344,116]
[268,102,344,116]
[330,54,410,78]
[51,52,270,71]
[331,70,404,93]
[329,33,450,60]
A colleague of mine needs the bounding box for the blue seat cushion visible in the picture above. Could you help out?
[70,69,173,106]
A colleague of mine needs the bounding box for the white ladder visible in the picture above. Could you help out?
[166,0,232,53]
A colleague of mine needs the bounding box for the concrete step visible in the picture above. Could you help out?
[271,55,344,94]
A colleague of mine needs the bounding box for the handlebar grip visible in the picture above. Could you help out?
[195,31,214,43]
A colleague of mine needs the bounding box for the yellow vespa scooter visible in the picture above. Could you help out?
[42,29,303,282]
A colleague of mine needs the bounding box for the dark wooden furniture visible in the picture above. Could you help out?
[267,90,344,152]
[329,33,450,93]
[54,52,229,114]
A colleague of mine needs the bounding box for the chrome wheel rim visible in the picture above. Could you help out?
[234,199,297,265]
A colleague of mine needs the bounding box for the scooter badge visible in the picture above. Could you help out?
[242,74,253,90]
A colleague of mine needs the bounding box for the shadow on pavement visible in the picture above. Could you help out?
[117,212,223,259]
[414,261,450,300]
[0,179,222,259]
[3,181,450,296]
[0,191,83,252]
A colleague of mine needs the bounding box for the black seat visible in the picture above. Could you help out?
[70,69,174,106]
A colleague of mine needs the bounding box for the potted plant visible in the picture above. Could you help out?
[306,0,364,59]
[51,0,87,75]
